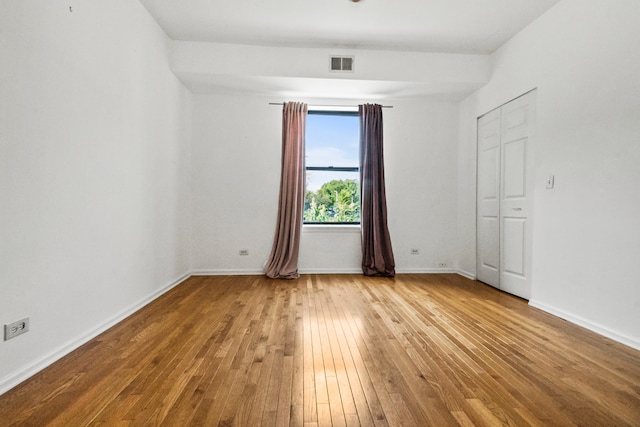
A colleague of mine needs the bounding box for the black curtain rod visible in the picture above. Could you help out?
[268,102,393,108]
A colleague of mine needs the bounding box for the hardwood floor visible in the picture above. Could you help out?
[1,274,639,426]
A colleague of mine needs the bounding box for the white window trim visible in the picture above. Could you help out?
[302,224,361,234]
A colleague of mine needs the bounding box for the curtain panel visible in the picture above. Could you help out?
[359,104,396,277]
[264,102,308,279]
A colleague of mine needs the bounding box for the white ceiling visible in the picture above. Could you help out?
[140,0,560,54]
[139,0,561,98]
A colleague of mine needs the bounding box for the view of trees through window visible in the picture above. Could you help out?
[304,111,360,224]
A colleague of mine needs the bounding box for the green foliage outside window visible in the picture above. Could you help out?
[304,179,360,223]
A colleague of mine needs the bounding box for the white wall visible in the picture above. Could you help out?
[0,0,192,392]
[457,0,640,348]
[190,95,460,274]
[190,94,280,273]
[385,100,459,273]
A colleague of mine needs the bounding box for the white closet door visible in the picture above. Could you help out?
[499,91,535,299]
[476,109,501,288]
[477,90,536,299]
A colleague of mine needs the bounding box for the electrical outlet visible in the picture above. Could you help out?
[4,317,29,341]
[410,248,420,255]
[239,249,249,256]
[438,262,447,268]
[546,174,555,189]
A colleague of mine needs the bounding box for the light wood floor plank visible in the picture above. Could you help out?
[1,274,639,426]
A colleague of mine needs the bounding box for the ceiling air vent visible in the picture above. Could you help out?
[330,55,354,72]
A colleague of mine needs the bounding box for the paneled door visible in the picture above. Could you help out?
[477,90,536,300]
[476,109,501,288]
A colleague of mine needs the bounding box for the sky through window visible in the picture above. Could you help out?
[305,113,359,192]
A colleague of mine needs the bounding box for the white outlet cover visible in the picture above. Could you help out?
[546,175,555,189]
[4,317,30,341]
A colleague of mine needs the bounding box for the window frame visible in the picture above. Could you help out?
[304,109,361,226]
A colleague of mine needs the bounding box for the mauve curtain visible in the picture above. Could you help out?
[264,102,307,279]
[359,104,396,277]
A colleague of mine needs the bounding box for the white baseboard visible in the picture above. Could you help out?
[194,268,365,275]
[298,267,362,274]
[191,268,264,276]
[396,267,456,274]
[0,272,191,396]
[528,299,640,351]
[192,268,470,276]
[456,269,476,280]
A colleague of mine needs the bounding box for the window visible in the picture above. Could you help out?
[304,110,360,224]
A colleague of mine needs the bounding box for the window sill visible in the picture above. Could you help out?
[302,224,361,234]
